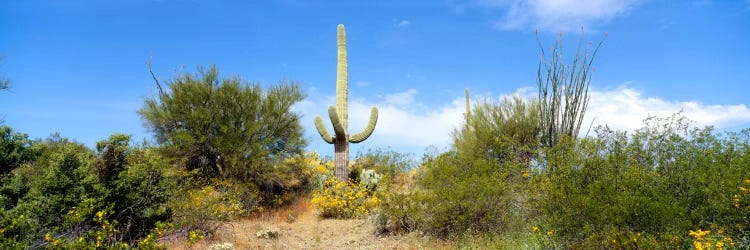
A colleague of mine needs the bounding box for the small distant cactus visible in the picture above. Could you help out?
[314,24,378,181]
[465,88,470,129]
[256,228,281,239]
[359,169,381,191]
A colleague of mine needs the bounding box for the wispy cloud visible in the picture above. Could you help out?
[355,81,370,87]
[295,85,750,153]
[396,19,411,27]
[475,0,643,32]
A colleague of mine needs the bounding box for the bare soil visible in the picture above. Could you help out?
[161,199,449,250]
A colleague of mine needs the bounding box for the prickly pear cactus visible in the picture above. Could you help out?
[314,24,379,181]
[359,169,381,191]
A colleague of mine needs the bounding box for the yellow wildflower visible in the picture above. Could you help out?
[532,226,539,232]
[689,229,710,239]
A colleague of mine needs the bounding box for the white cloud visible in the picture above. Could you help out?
[295,86,750,154]
[295,89,466,150]
[476,0,642,32]
[585,86,750,133]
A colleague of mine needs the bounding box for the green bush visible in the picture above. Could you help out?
[376,97,540,237]
[351,148,414,180]
[0,133,174,248]
[138,65,306,181]
[533,115,750,248]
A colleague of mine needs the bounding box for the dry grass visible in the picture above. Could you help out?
[160,198,452,250]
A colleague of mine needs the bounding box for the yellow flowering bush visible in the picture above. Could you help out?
[169,184,244,239]
[311,178,381,218]
[690,228,736,250]
[43,209,131,249]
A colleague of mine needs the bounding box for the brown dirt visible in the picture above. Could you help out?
[161,199,451,250]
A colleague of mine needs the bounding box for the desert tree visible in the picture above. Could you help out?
[139,65,306,181]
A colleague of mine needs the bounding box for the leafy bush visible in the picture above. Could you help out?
[138,65,306,181]
[533,115,750,248]
[351,148,414,180]
[0,126,38,176]
[0,133,174,248]
[376,97,540,237]
[168,180,245,238]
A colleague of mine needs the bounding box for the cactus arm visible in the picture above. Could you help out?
[328,105,346,138]
[349,107,378,143]
[314,116,334,144]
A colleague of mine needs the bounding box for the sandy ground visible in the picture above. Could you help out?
[161,199,447,250]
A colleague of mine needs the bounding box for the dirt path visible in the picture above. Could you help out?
[163,200,445,250]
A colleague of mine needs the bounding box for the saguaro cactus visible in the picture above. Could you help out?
[314,24,378,181]
[465,88,470,128]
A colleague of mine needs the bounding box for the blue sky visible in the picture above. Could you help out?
[1,0,749,157]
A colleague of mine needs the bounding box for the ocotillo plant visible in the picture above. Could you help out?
[314,24,378,181]
[537,32,603,148]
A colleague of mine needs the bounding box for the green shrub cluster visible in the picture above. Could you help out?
[0,131,173,249]
[374,96,750,248]
[0,65,315,248]
[374,97,539,237]
[535,115,750,248]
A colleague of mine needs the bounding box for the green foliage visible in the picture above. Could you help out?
[455,96,540,167]
[416,152,518,236]
[376,97,541,237]
[168,181,244,238]
[537,33,603,148]
[350,148,413,182]
[0,126,38,176]
[97,134,175,243]
[0,133,174,248]
[139,65,306,181]
[533,114,750,247]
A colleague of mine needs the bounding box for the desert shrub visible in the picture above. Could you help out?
[138,65,306,181]
[94,135,175,243]
[0,135,105,248]
[533,114,750,248]
[415,151,519,236]
[351,148,414,180]
[0,126,38,176]
[373,171,421,234]
[168,182,244,238]
[375,97,540,237]
[0,133,175,248]
[311,178,381,219]
[455,97,540,168]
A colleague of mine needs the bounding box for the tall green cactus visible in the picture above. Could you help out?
[465,88,470,129]
[314,24,378,181]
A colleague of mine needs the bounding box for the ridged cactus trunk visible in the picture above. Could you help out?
[465,88,470,129]
[314,24,378,181]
